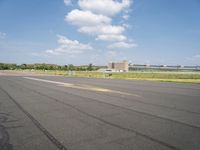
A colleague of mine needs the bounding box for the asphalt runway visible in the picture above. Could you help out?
[0,73,200,150]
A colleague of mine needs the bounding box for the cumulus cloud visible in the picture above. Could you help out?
[64,0,71,5]
[78,0,130,16]
[96,34,127,41]
[0,32,6,39]
[194,54,200,58]
[123,14,129,20]
[108,41,137,49]
[66,9,111,26]
[64,0,136,47]
[46,35,93,55]
[78,25,125,35]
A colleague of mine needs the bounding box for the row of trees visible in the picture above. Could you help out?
[0,63,101,71]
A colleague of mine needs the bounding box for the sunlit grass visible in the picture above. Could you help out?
[74,71,200,84]
[11,70,200,84]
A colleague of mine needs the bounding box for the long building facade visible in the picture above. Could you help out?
[108,60,129,72]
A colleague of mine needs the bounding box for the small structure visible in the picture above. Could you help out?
[108,60,129,72]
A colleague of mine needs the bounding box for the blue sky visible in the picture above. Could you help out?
[0,0,200,65]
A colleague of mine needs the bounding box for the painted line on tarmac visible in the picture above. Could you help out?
[23,77,141,97]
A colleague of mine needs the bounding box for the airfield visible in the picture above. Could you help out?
[0,71,200,150]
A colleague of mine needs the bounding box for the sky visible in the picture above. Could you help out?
[0,0,200,66]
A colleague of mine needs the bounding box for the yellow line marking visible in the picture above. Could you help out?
[62,84,141,97]
[63,84,112,92]
[24,77,141,97]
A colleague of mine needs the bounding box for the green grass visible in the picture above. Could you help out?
[74,71,200,84]
[10,70,200,84]
[110,72,200,79]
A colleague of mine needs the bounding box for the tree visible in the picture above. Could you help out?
[61,65,68,71]
[68,64,75,71]
[20,64,27,69]
[87,63,93,71]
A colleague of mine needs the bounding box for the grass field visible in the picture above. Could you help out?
[14,70,200,84]
[75,71,200,84]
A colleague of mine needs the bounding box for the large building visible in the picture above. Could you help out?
[108,60,129,72]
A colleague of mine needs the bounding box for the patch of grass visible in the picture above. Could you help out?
[74,71,200,84]
[110,72,200,79]
[125,78,200,84]
[9,70,200,84]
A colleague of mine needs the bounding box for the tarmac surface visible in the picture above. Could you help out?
[0,71,200,150]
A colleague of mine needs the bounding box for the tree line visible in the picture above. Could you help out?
[0,63,101,71]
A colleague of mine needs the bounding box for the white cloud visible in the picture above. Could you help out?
[96,34,127,41]
[78,0,131,16]
[108,41,137,49]
[66,9,111,26]
[46,35,93,55]
[78,25,125,35]
[122,14,129,20]
[64,0,71,5]
[122,23,130,29]
[194,54,200,58]
[0,32,6,39]
[64,0,135,47]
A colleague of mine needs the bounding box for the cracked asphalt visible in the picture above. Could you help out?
[0,73,200,150]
